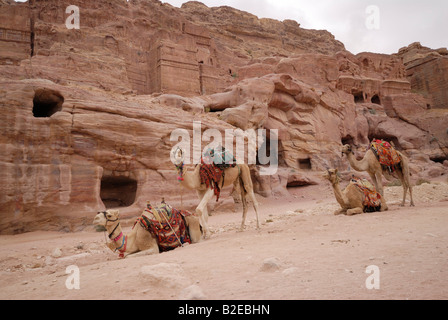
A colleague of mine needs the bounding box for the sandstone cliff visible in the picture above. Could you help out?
[0,0,447,233]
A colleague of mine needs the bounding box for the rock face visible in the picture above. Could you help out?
[0,0,447,234]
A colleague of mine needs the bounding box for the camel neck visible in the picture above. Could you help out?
[178,164,202,189]
[346,152,367,171]
[331,181,348,208]
[107,222,123,243]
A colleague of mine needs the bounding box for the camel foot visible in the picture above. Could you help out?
[410,203,415,207]
[202,229,212,239]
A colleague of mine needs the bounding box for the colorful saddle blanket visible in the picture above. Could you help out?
[200,147,237,202]
[370,139,401,173]
[351,177,382,212]
[200,159,224,202]
[136,202,192,252]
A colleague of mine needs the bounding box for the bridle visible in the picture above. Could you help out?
[174,147,185,181]
[98,211,127,258]
[98,211,120,239]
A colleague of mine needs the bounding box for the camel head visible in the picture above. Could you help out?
[171,147,185,181]
[341,144,353,156]
[93,209,120,227]
[322,169,340,185]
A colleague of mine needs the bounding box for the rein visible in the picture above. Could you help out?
[98,211,127,258]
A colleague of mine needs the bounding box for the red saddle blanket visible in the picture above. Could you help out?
[199,158,224,202]
[370,139,401,172]
[135,203,192,252]
[351,177,382,212]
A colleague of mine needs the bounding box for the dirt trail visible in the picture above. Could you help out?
[1,181,448,300]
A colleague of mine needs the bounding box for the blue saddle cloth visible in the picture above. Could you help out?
[203,147,236,168]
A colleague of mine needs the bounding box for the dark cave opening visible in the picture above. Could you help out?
[32,88,64,118]
[371,94,381,105]
[298,158,312,170]
[353,91,365,103]
[100,176,138,209]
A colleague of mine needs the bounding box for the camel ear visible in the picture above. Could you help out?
[334,169,339,174]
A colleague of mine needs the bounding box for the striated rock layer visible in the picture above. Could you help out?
[0,0,447,233]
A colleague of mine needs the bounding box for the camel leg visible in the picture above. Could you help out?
[408,184,415,207]
[400,165,415,207]
[334,208,346,215]
[374,171,384,196]
[126,247,159,258]
[196,188,215,238]
[368,172,381,196]
[246,190,260,229]
[346,207,363,216]
[401,183,408,207]
[239,189,248,232]
[380,197,389,211]
[196,190,210,221]
[395,169,414,207]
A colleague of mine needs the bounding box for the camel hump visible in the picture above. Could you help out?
[203,146,236,169]
[143,202,173,223]
[370,139,401,172]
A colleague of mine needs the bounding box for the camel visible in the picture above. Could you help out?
[341,144,415,207]
[173,149,260,237]
[93,208,202,258]
[322,169,388,216]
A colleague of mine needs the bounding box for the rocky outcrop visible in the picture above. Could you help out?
[398,42,448,110]
[0,0,447,234]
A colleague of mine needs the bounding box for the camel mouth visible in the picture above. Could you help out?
[93,213,106,226]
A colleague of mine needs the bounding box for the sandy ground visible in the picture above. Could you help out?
[1,178,448,300]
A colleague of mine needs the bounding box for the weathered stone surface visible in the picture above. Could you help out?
[0,0,447,234]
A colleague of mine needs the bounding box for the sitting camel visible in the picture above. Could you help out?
[93,207,202,258]
[322,169,388,216]
[341,144,414,207]
[173,149,260,238]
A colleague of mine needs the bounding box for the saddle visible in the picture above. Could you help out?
[136,201,192,252]
[351,177,382,213]
[200,146,237,202]
[370,139,401,173]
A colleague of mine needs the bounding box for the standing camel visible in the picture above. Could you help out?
[341,144,414,207]
[173,150,260,238]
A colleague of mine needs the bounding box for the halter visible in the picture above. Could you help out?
[98,211,127,258]
[98,211,120,239]
[173,147,186,181]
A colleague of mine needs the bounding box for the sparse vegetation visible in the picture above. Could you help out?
[416,178,431,186]
[387,179,402,187]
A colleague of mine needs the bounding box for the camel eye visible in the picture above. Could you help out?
[107,214,112,218]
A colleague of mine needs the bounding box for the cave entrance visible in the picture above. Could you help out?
[100,176,137,209]
[371,94,381,105]
[298,158,312,170]
[353,91,365,103]
[430,155,448,164]
[341,135,355,146]
[32,88,64,118]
